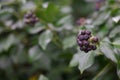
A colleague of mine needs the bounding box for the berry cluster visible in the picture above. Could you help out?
[77,30,99,53]
[24,11,39,25]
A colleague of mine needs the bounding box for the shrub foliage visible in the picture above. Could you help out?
[0,0,120,80]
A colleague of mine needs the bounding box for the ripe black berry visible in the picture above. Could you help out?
[83,41,89,47]
[24,13,32,18]
[84,34,89,40]
[79,35,84,41]
[84,49,89,53]
[85,30,91,35]
[77,40,83,47]
[91,45,97,50]
[80,47,84,51]
[81,30,86,35]
[87,47,92,51]
[80,46,86,51]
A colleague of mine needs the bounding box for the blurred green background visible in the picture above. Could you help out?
[0,0,120,80]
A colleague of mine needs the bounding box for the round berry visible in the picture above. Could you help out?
[93,46,97,50]
[84,34,89,40]
[24,14,30,18]
[92,37,99,42]
[25,12,33,18]
[81,30,86,35]
[79,35,84,41]
[31,18,36,24]
[80,47,86,51]
[91,45,97,50]
[87,47,92,51]
[83,41,89,47]
[85,30,91,35]
[77,40,83,47]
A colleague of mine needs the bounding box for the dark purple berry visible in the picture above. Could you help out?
[81,30,86,35]
[87,47,92,51]
[84,34,89,40]
[85,30,91,35]
[24,14,30,18]
[80,47,84,51]
[77,40,83,47]
[24,12,33,18]
[93,46,97,50]
[30,18,36,24]
[79,35,84,41]
[83,41,89,47]
[91,45,97,50]
[80,46,86,51]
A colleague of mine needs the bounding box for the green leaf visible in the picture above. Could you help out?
[57,15,71,26]
[28,46,43,62]
[10,45,29,64]
[116,53,120,79]
[0,34,17,51]
[112,40,120,48]
[63,36,76,49]
[39,75,49,80]
[39,30,53,50]
[100,42,117,63]
[28,23,45,34]
[45,3,60,22]
[0,8,14,16]
[69,49,95,74]
[37,3,60,22]
[21,1,36,11]
[78,52,94,74]
[93,12,110,26]
[109,26,120,38]
[29,45,51,70]
[69,53,80,67]
[117,61,120,79]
